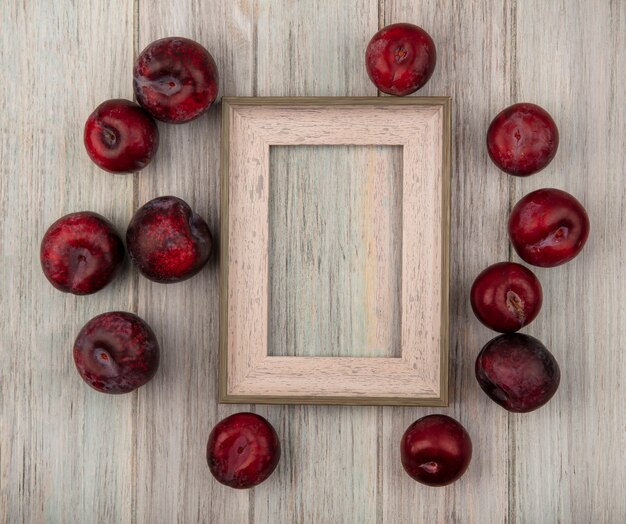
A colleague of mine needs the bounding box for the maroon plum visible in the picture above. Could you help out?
[401,414,472,487]
[40,212,125,295]
[126,196,212,283]
[475,333,560,413]
[508,188,590,267]
[487,103,559,176]
[134,37,219,123]
[73,312,160,394]
[207,412,281,489]
[365,23,436,96]
[471,262,543,333]
[84,99,159,173]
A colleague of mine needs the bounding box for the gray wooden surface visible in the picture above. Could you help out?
[1,0,624,522]
[269,145,404,359]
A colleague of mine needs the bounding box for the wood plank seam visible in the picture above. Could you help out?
[506,1,517,522]
[131,2,141,524]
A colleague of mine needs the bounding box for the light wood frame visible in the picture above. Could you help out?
[219,97,451,406]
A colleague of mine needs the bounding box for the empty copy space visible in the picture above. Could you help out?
[268,145,403,358]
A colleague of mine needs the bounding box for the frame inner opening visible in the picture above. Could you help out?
[268,145,403,358]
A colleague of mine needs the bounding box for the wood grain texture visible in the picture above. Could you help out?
[0,0,136,522]
[511,1,626,522]
[221,99,448,403]
[133,1,254,523]
[381,1,513,522]
[269,144,404,359]
[2,0,625,522]
[251,1,381,522]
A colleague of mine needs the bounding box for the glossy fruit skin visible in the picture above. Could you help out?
[73,312,160,394]
[134,37,219,123]
[365,23,436,96]
[126,196,212,283]
[475,333,560,413]
[40,212,125,295]
[508,188,590,267]
[471,262,543,333]
[207,412,281,489]
[487,103,559,176]
[84,99,159,173]
[401,414,472,487]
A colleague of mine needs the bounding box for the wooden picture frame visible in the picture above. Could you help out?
[219,97,451,406]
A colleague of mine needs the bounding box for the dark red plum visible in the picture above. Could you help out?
[126,196,212,283]
[207,412,281,489]
[73,312,160,394]
[40,212,125,295]
[487,103,559,176]
[400,415,472,487]
[508,188,590,267]
[471,262,543,333]
[475,333,560,413]
[365,23,436,96]
[84,99,159,173]
[134,37,219,123]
